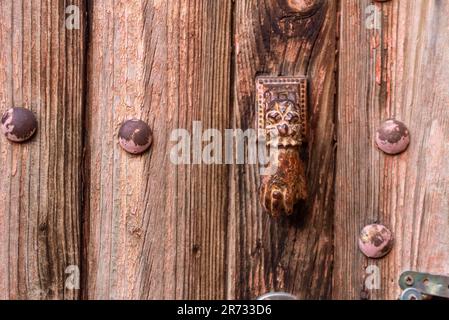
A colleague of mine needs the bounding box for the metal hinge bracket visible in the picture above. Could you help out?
[399,271,449,300]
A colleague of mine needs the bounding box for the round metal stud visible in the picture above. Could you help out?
[257,292,297,300]
[1,107,38,143]
[118,119,153,155]
[375,119,410,155]
[358,224,394,259]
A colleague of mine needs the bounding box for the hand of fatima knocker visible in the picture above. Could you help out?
[257,77,308,218]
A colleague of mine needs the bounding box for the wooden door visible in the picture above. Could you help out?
[0,0,448,300]
[335,0,449,300]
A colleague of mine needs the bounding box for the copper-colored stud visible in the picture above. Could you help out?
[118,119,153,155]
[1,107,38,143]
[358,224,394,259]
[376,119,410,155]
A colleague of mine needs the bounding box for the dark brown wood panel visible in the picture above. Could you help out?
[84,0,233,299]
[0,0,85,299]
[228,0,337,299]
[335,0,449,300]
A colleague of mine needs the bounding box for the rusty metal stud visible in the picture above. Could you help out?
[257,292,297,300]
[118,119,153,155]
[1,107,38,143]
[376,119,410,155]
[358,224,394,259]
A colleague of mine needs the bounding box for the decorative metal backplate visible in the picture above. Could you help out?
[256,76,307,147]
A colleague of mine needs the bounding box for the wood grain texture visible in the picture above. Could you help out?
[335,0,449,300]
[228,0,337,299]
[84,0,233,299]
[2,0,448,301]
[0,0,85,299]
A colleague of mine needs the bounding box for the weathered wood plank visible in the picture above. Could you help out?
[0,0,85,299]
[335,0,449,300]
[229,0,337,299]
[84,0,233,299]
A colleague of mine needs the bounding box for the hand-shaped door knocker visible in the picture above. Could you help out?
[257,76,308,218]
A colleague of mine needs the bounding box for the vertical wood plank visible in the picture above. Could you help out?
[0,0,85,299]
[229,0,337,299]
[85,0,233,299]
[335,0,449,300]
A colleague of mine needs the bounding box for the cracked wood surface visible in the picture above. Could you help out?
[84,0,233,299]
[228,0,337,299]
[0,0,85,299]
[335,0,449,300]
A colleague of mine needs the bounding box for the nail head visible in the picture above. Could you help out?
[376,119,410,155]
[358,224,394,259]
[118,119,153,155]
[1,107,38,143]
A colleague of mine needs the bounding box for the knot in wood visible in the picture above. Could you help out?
[281,0,324,17]
[274,0,325,38]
